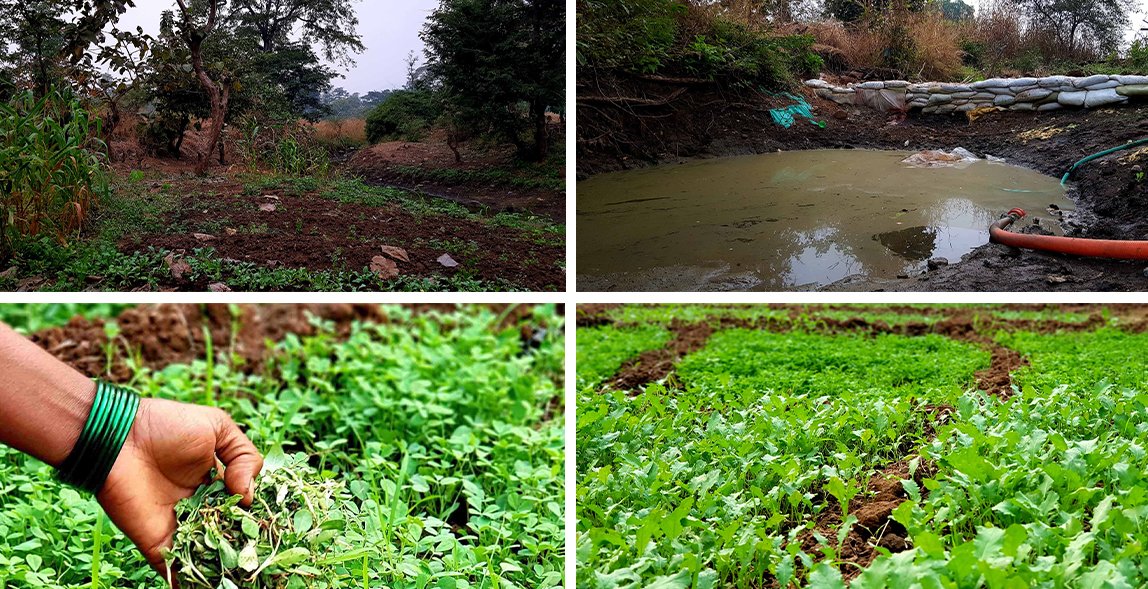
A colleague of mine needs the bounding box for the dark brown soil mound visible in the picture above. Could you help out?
[32,303,541,381]
[117,176,562,292]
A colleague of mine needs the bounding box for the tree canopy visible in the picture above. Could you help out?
[1019,0,1135,55]
[421,0,564,161]
[226,0,365,65]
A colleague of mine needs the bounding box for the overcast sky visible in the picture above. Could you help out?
[113,0,439,95]
[962,0,1148,45]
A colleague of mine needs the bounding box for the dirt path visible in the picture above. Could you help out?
[578,85,1148,291]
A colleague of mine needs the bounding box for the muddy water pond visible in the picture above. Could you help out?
[577,149,1073,291]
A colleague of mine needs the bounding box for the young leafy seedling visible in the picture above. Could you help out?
[168,448,366,588]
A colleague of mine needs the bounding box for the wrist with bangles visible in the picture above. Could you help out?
[57,381,141,494]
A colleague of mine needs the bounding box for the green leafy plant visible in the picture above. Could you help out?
[0,304,565,589]
[364,90,442,143]
[169,450,367,588]
[0,89,110,261]
[578,304,1148,587]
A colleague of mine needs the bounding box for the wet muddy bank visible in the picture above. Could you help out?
[577,89,1148,291]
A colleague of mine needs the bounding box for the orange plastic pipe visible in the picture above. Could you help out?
[989,208,1148,260]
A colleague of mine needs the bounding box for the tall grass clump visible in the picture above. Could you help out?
[794,10,962,81]
[236,117,331,177]
[313,118,367,148]
[0,89,110,262]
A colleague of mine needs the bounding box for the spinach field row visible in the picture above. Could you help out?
[577,304,1148,588]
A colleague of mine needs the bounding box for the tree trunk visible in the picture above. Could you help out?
[104,99,121,162]
[445,126,462,163]
[176,0,228,175]
[172,113,189,159]
[530,100,548,162]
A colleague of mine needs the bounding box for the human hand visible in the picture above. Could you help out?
[96,398,263,584]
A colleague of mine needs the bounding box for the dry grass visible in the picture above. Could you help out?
[313,118,367,146]
[792,12,962,81]
[906,12,963,80]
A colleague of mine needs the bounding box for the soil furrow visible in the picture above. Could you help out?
[30,303,542,382]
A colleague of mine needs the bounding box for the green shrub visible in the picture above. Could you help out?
[577,0,821,90]
[1129,40,1148,72]
[364,90,443,143]
[576,0,684,73]
[0,89,110,262]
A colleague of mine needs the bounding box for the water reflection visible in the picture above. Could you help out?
[577,149,1073,291]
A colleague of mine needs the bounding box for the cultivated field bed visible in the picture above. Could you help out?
[577,303,1148,587]
[0,303,564,588]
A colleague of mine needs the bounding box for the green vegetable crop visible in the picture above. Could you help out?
[170,450,363,588]
[577,304,1148,588]
[0,304,564,589]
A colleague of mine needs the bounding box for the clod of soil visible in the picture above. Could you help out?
[31,303,542,381]
[607,320,714,390]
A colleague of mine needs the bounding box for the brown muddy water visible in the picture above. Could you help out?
[577,149,1073,291]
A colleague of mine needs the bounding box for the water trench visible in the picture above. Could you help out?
[577,149,1073,291]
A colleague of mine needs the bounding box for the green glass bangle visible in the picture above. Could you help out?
[57,382,141,494]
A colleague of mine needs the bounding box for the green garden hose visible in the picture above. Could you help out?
[1061,137,1148,185]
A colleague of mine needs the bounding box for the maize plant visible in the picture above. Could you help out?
[0,89,109,261]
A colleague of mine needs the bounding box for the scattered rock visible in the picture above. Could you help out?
[259,203,277,212]
[437,254,460,268]
[192,233,216,241]
[369,255,400,279]
[163,253,192,280]
[207,282,232,292]
[379,245,410,263]
[225,228,238,236]
[927,257,949,270]
[1046,274,1071,284]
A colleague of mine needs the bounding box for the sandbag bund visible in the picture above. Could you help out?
[805,75,1148,114]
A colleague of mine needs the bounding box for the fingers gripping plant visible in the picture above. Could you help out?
[169,449,368,588]
[0,89,110,262]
